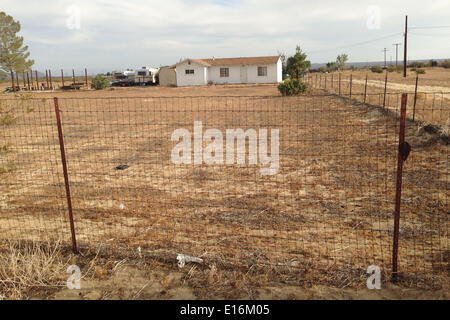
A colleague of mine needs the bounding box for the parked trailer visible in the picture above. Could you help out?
[134,67,159,85]
[111,70,136,87]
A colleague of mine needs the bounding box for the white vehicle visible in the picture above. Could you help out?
[113,70,135,80]
[134,66,159,85]
[111,70,136,87]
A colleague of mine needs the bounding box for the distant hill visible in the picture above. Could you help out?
[311,58,449,69]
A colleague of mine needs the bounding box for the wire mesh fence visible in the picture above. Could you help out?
[0,93,448,288]
[304,72,450,128]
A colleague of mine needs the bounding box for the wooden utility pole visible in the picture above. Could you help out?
[403,15,408,77]
[393,43,401,66]
[382,48,388,68]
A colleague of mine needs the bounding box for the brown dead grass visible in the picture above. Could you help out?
[306,68,450,129]
[0,240,447,300]
[0,86,448,290]
[0,240,69,299]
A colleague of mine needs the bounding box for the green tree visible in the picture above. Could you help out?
[286,46,311,79]
[278,78,308,96]
[336,54,348,70]
[91,74,110,90]
[326,61,338,71]
[0,12,34,78]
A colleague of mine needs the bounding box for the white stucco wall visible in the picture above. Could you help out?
[207,65,241,84]
[277,59,282,82]
[246,60,281,84]
[176,61,207,86]
[176,58,282,86]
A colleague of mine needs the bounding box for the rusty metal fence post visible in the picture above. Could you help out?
[30,70,34,90]
[85,68,88,87]
[338,73,341,96]
[383,71,388,108]
[413,74,418,121]
[26,71,31,90]
[349,74,352,98]
[35,70,39,90]
[392,93,409,281]
[54,97,78,254]
[363,74,368,104]
[49,69,53,90]
[45,70,49,89]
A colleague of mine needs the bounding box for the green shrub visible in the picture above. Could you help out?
[408,61,425,68]
[428,60,438,67]
[415,68,426,74]
[277,78,308,96]
[91,74,110,90]
[370,65,383,73]
[439,60,450,69]
[387,65,403,73]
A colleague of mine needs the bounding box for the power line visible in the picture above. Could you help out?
[305,32,402,54]
[409,32,450,37]
[409,26,450,29]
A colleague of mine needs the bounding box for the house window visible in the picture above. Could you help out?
[257,66,267,76]
[185,69,194,75]
[220,68,229,77]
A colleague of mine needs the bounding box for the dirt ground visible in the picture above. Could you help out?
[1,241,447,300]
[305,67,450,128]
[0,80,280,98]
[340,67,450,89]
[0,83,448,298]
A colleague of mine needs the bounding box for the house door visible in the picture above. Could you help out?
[240,66,247,83]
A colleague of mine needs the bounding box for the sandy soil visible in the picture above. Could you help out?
[0,85,448,292]
[305,68,450,128]
[25,246,450,300]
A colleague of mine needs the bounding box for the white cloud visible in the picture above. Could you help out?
[1,0,449,72]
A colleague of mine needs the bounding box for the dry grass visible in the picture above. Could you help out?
[305,71,450,129]
[0,240,69,299]
[0,87,448,290]
[0,240,447,300]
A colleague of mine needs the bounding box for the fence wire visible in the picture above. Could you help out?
[0,93,448,288]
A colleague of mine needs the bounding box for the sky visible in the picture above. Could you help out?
[1,0,450,74]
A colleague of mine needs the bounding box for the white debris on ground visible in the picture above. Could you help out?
[177,254,203,268]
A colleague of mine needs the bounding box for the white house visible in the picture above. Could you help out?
[175,56,282,87]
